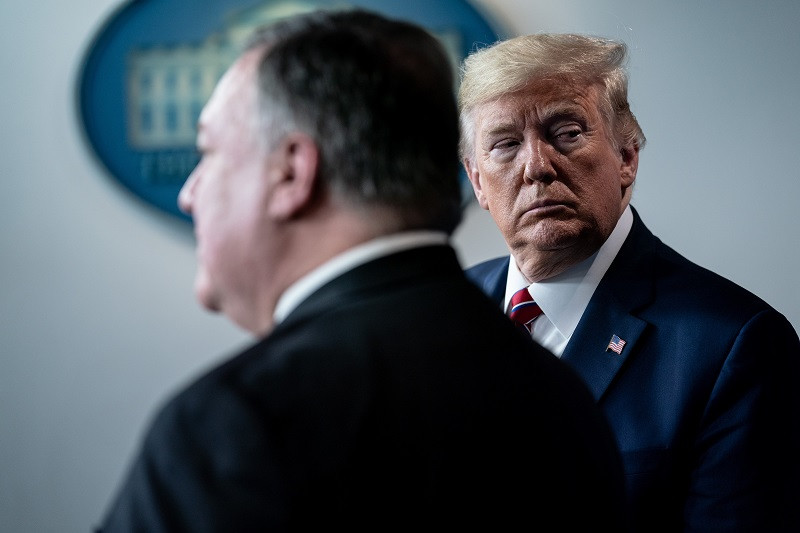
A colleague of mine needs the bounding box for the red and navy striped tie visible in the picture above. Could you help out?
[508,287,543,333]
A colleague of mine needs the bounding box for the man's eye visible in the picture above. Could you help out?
[555,127,582,140]
[493,139,520,150]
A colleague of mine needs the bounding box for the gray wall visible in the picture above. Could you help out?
[1,1,798,531]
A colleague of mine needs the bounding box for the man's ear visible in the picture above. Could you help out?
[267,132,320,220]
[619,143,639,190]
[463,157,489,210]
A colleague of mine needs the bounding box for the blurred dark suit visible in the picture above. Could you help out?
[101,245,625,531]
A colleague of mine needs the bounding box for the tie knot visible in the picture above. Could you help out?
[508,288,543,332]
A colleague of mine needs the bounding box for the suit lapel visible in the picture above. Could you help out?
[561,283,649,401]
[561,209,657,402]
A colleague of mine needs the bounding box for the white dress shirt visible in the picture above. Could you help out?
[273,231,449,325]
[503,206,634,356]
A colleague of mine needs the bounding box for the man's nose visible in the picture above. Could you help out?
[523,138,556,184]
[178,171,197,215]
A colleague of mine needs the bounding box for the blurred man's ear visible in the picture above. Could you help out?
[266,133,320,220]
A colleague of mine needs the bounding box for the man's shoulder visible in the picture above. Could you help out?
[620,215,783,330]
[464,256,509,300]
[465,256,509,278]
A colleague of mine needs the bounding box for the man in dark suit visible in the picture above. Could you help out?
[98,12,626,531]
[459,33,800,531]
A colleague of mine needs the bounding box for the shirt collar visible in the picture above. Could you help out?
[504,205,633,340]
[274,231,449,324]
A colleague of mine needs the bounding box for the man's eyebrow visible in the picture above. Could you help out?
[537,102,586,122]
[481,118,523,138]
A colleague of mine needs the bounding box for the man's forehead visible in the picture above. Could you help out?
[207,51,261,113]
[197,49,263,141]
[476,81,600,127]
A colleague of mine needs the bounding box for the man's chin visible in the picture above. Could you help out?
[201,299,223,313]
[522,222,583,252]
[194,276,222,313]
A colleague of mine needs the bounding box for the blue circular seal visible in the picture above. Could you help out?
[78,0,506,220]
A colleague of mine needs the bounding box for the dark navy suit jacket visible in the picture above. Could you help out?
[467,208,800,532]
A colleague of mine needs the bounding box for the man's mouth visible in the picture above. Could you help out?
[527,199,570,215]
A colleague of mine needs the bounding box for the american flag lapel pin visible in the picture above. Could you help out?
[606,334,626,355]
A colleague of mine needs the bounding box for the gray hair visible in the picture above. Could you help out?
[458,33,646,160]
[246,9,462,234]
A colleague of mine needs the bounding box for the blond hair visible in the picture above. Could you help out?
[458,33,645,159]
